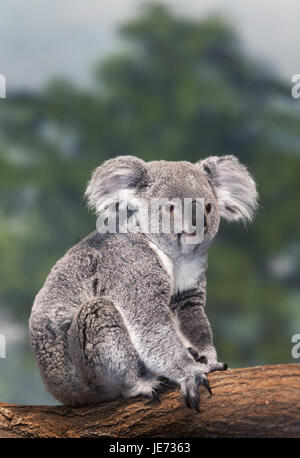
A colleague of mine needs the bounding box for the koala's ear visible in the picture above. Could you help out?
[85,155,148,214]
[197,155,258,222]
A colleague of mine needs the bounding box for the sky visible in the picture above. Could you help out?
[0,0,299,90]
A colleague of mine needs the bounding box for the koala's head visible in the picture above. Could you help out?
[85,155,258,258]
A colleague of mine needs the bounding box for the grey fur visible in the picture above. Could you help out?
[198,155,258,222]
[29,155,258,410]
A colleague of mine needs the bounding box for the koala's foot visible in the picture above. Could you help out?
[124,376,165,401]
[69,297,169,404]
[180,367,212,413]
[188,347,228,373]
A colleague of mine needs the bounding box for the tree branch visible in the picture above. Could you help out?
[0,364,299,438]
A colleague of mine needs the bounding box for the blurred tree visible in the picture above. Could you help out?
[0,2,299,404]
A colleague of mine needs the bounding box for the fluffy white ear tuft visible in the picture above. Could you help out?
[85,155,148,214]
[197,155,258,222]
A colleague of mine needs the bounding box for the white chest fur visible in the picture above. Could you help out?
[174,255,207,293]
[147,241,207,293]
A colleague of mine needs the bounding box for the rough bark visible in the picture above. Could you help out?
[0,364,299,438]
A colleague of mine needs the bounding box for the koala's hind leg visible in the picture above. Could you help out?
[68,297,164,405]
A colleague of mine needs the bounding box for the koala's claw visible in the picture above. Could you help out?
[184,391,199,411]
[184,395,191,409]
[208,362,228,372]
[202,378,212,396]
[191,398,201,413]
[150,389,160,402]
[181,372,212,412]
[188,349,228,374]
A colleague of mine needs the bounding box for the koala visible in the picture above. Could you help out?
[29,155,258,411]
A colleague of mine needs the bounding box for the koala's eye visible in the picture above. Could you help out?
[205,203,212,214]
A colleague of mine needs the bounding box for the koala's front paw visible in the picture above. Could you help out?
[180,368,212,412]
[207,361,228,372]
[188,347,228,373]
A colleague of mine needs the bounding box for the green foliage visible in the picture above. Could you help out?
[0,3,299,402]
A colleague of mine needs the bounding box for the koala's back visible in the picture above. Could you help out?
[29,230,167,404]
[30,230,159,327]
[29,232,103,398]
[29,232,126,402]
[31,231,103,327]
